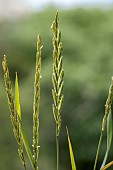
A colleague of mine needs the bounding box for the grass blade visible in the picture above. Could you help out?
[15,72,26,169]
[66,127,77,170]
[18,117,35,170]
[15,72,21,118]
[100,110,112,169]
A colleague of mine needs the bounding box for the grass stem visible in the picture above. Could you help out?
[93,131,103,170]
[56,133,59,170]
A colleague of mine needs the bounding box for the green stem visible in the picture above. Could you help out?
[56,128,59,170]
[93,131,103,170]
[24,164,26,170]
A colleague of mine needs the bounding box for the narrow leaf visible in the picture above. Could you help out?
[100,110,112,169]
[18,117,35,170]
[66,127,77,170]
[15,72,21,118]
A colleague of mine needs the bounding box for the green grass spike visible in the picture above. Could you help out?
[32,34,42,170]
[51,12,64,170]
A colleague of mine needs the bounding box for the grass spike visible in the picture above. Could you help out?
[102,77,113,132]
[2,56,26,170]
[2,55,20,144]
[32,34,42,170]
[100,109,112,169]
[51,12,64,170]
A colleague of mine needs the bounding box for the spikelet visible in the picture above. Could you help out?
[51,13,64,137]
[32,35,42,170]
[2,56,26,169]
[102,77,113,132]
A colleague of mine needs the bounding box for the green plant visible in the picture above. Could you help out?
[2,12,113,170]
[51,12,64,170]
[66,78,113,170]
[2,34,42,170]
[93,77,113,170]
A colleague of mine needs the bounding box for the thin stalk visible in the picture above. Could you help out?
[56,132,59,170]
[93,131,103,170]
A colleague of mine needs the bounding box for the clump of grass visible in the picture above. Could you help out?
[51,12,64,170]
[2,12,113,170]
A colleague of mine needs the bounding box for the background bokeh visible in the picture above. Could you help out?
[0,1,113,170]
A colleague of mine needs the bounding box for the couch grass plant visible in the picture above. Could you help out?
[32,34,42,170]
[2,56,26,170]
[51,12,64,170]
[2,12,113,170]
[2,35,42,170]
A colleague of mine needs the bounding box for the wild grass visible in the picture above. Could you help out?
[32,35,42,170]
[2,35,42,170]
[51,12,64,170]
[2,12,113,170]
[2,56,26,169]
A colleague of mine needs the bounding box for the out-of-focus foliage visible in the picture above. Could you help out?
[0,7,113,170]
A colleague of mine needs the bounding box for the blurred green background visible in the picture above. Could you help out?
[0,4,113,170]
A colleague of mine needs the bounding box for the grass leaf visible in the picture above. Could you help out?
[18,117,35,170]
[66,127,77,170]
[100,110,112,169]
[15,72,21,118]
